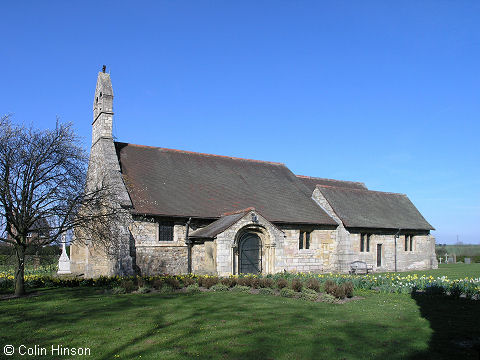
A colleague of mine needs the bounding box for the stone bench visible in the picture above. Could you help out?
[349,261,374,274]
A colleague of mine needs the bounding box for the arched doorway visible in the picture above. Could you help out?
[238,232,262,274]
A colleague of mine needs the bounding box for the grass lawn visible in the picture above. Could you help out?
[382,263,480,279]
[1,286,479,360]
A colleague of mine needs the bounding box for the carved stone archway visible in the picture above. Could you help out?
[233,223,275,275]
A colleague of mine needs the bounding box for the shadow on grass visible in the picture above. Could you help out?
[0,288,434,360]
[409,292,480,360]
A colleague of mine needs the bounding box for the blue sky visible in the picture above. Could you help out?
[1,1,479,244]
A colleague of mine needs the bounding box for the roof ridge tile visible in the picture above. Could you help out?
[316,184,406,196]
[115,141,285,166]
[296,174,366,186]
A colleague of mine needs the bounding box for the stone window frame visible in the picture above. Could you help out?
[405,235,414,252]
[299,230,311,250]
[158,220,174,242]
[360,233,371,252]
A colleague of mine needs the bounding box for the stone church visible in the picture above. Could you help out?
[70,70,438,278]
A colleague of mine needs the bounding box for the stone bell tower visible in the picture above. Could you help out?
[92,65,114,146]
[70,66,134,278]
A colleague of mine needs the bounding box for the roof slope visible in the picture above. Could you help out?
[317,185,434,230]
[189,212,246,238]
[115,142,336,225]
[297,175,367,193]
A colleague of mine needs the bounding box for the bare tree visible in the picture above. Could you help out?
[0,115,123,296]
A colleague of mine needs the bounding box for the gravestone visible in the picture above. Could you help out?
[57,236,71,275]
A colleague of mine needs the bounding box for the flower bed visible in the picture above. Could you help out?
[1,271,479,299]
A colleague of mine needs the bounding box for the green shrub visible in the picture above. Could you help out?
[464,285,476,300]
[211,284,229,292]
[135,276,146,288]
[237,276,254,287]
[220,277,237,288]
[323,281,349,299]
[259,287,276,296]
[202,276,219,289]
[276,278,288,289]
[425,283,446,296]
[291,278,303,292]
[280,288,296,298]
[456,255,480,263]
[152,278,164,290]
[159,285,175,294]
[301,288,318,296]
[300,292,318,302]
[164,277,181,290]
[320,293,337,303]
[449,284,462,298]
[231,285,251,293]
[136,286,152,294]
[324,280,336,294]
[333,284,346,299]
[250,277,261,289]
[236,277,247,287]
[182,277,196,287]
[305,278,321,292]
[343,282,354,298]
[112,286,126,295]
[120,280,137,293]
[259,277,274,288]
[186,284,201,293]
[300,288,318,301]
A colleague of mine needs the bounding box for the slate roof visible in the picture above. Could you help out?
[189,212,246,239]
[115,142,337,225]
[317,185,434,231]
[297,175,367,192]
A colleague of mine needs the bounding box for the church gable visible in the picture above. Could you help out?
[316,185,434,231]
[297,175,368,192]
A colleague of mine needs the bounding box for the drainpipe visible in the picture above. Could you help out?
[185,218,192,274]
[394,229,401,272]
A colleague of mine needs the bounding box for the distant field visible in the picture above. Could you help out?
[436,244,480,256]
[386,263,480,279]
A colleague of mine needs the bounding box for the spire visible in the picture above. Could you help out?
[92,66,114,146]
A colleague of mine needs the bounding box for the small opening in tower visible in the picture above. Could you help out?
[96,97,98,104]
[100,92,102,97]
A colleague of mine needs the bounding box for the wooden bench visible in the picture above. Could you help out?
[349,261,374,274]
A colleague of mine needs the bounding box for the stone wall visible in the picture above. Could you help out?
[191,241,216,274]
[347,232,438,271]
[136,247,187,275]
[311,187,437,272]
[274,226,335,273]
[130,219,189,275]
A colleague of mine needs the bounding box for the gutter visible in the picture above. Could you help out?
[394,229,401,272]
[185,218,192,274]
